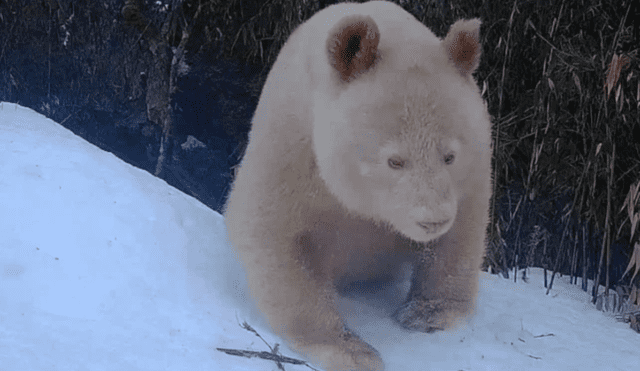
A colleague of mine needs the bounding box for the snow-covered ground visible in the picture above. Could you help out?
[1,102,638,371]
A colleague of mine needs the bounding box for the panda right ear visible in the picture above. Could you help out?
[326,15,380,83]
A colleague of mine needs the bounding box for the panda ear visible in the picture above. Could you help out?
[327,15,380,83]
[443,19,482,78]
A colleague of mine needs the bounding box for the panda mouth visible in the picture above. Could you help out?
[417,220,450,234]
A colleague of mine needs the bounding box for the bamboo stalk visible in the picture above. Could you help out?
[582,224,588,292]
[570,227,579,284]
[592,144,615,303]
[605,143,616,296]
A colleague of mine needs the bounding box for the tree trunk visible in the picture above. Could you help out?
[513,203,525,283]
[581,224,588,292]
[546,214,572,294]
[570,227,579,284]
[592,232,607,303]
[543,235,548,288]
[605,143,615,296]
[122,0,196,178]
[147,41,173,177]
[592,145,615,303]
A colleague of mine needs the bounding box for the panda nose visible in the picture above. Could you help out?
[417,220,450,233]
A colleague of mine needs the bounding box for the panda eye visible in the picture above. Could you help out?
[388,157,405,169]
[444,153,455,165]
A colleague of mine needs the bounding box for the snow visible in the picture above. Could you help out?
[1,101,638,371]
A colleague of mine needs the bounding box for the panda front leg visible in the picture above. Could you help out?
[241,234,384,371]
[395,195,487,332]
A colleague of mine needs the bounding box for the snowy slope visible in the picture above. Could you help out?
[1,102,638,371]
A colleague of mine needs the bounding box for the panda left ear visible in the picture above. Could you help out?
[443,19,482,78]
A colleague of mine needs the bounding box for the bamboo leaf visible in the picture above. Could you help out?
[632,214,639,241]
[622,242,640,282]
[605,54,619,98]
[621,186,630,214]
[605,54,630,100]
[573,72,581,96]
[622,182,640,241]
[616,84,624,112]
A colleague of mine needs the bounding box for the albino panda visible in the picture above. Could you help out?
[224,1,492,370]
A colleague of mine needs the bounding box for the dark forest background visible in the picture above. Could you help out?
[1,0,639,322]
